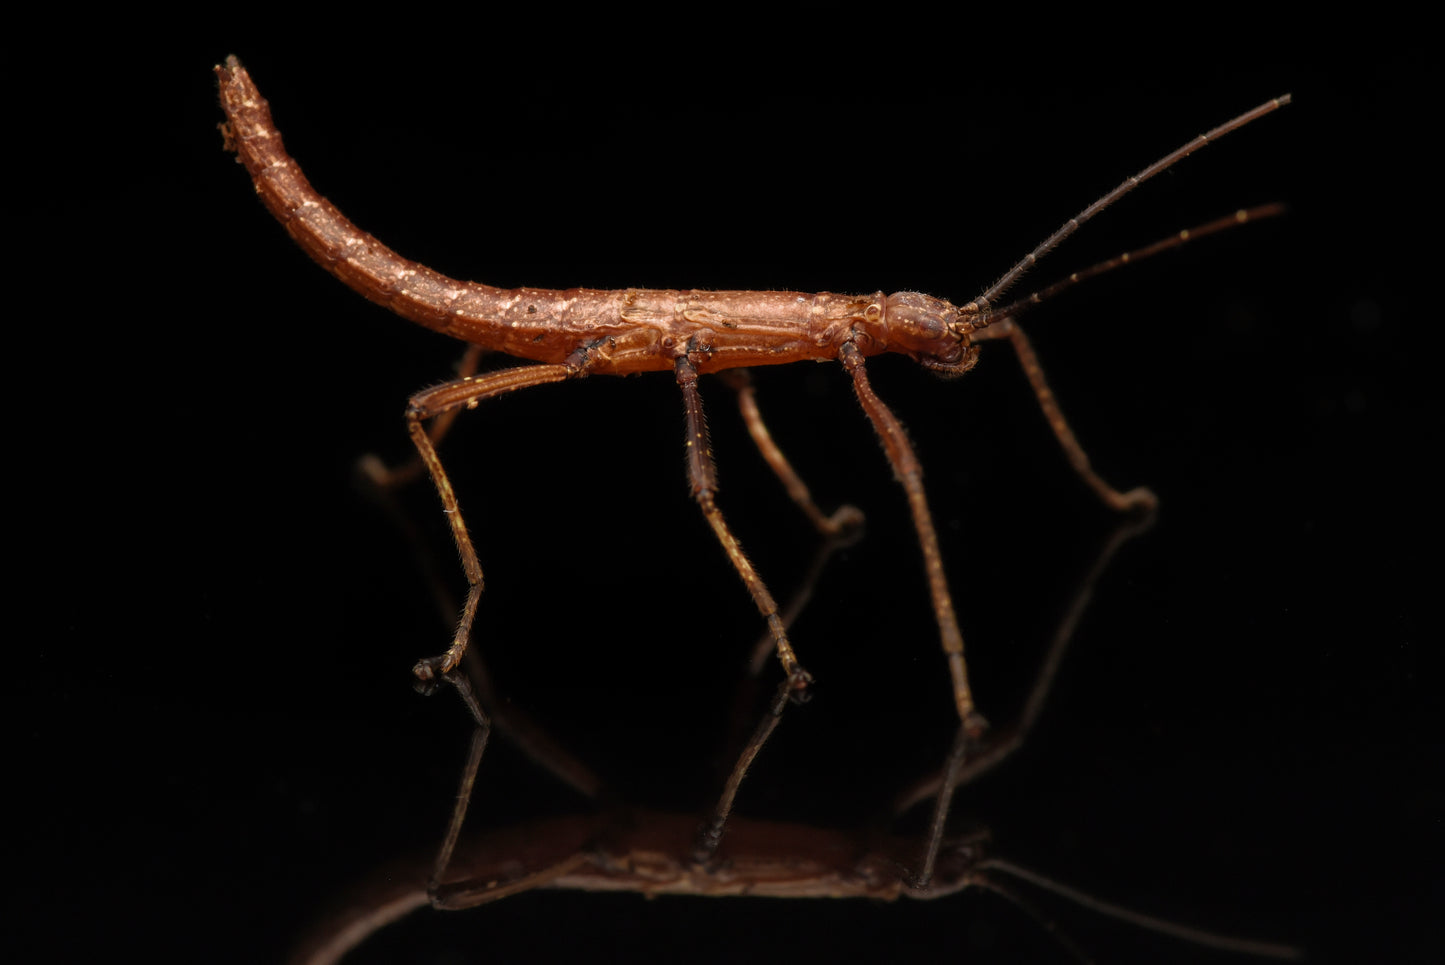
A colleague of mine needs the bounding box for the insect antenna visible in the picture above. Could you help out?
[962,874,1098,965]
[987,203,1286,325]
[976,857,1304,960]
[961,95,1290,321]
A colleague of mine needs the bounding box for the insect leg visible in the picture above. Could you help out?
[721,370,865,539]
[358,344,486,492]
[356,402,604,794]
[717,370,866,676]
[675,359,810,692]
[433,849,594,912]
[839,343,988,736]
[695,675,794,863]
[407,363,577,682]
[975,318,1157,513]
[427,653,608,884]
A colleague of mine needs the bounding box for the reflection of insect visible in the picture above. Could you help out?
[217,57,1287,745]
[293,807,1303,965]
[288,514,1301,965]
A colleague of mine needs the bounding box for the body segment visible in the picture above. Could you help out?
[217,59,970,375]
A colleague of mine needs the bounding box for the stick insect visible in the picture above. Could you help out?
[216,57,1287,853]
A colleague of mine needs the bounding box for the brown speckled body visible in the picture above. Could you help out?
[216,59,972,377]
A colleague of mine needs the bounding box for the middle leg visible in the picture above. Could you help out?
[718,369,865,676]
[675,358,811,692]
[675,358,811,860]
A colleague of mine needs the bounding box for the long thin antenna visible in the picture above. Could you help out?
[966,95,1291,315]
[987,203,1286,324]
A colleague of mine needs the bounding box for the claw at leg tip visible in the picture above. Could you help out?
[1123,486,1159,514]
[413,655,451,682]
[964,711,990,741]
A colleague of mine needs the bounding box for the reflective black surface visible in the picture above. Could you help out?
[25,27,1434,965]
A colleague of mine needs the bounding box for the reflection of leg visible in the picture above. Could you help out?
[897,506,1157,822]
[694,676,793,863]
[457,648,602,802]
[430,671,491,897]
[429,778,594,911]
[429,659,606,908]
[911,721,971,888]
[975,318,1156,513]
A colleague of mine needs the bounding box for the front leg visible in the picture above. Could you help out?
[974,318,1157,514]
[839,343,988,738]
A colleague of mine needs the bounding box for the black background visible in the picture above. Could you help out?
[20,18,1436,965]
